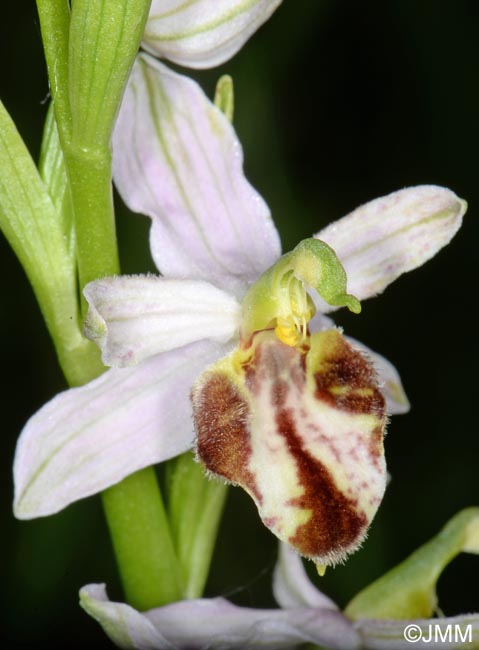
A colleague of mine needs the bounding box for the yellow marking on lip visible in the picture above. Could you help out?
[328,385,350,396]
[277,507,312,538]
[328,385,376,397]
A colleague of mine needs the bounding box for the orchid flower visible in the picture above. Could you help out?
[80,509,479,649]
[13,54,465,568]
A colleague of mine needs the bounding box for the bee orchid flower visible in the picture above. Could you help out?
[80,509,479,649]
[13,55,465,568]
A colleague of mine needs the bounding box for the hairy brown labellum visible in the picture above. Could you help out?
[192,329,387,565]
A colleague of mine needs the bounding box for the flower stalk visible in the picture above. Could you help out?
[36,0,72,143]
[102,469,183,610]
[34,0,184,611]
[163,75,236,600]
[166,454,228,599]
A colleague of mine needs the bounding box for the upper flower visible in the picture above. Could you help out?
[13,55,466,566]
[142,0,283,69]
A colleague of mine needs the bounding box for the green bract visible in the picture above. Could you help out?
[345,508,479,620]
[69,0,152,151]
[0,101,99,386]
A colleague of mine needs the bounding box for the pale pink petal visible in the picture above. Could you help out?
[112,54,281,296]
[84,276,240,367]
[14,341,226,518]
[80,584,361,650]
[316,186,466,306]
[273,543,338,610]
[143,0,282,69]
[80,584,170,649]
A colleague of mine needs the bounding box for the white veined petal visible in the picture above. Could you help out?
[316,186,466,306]
[84,276,241,367]
[143,0,283,69]
[80,584,172,649]
[14,340,226,518]
[80,584,361,650]
[113,54,281,296]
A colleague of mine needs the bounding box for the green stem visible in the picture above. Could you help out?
[36,0,181,611]
[102,468,183,610]
[36,0,72,142]
[184,480,227,598]
[167,454,228,598]
[64,145,120,295]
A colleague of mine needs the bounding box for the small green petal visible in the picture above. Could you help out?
[345,508,479,620]
[214,75,234,123]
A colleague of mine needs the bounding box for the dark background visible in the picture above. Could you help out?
[1,1,478,647]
